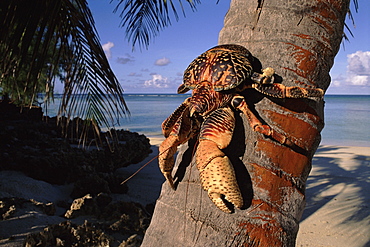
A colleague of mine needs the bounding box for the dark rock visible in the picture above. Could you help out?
[0,200,16,220]
[1,101,153,246]
[64,193,112,219]
[96,193,113,210]
[30,199,56,216]
[0,197,55,220]
[64,194,101,219]
[56,200,70,209]
[70,173,128,200]
[64,193,150,235]
[144,203,155,216]
[24,221,112,247]
[119,234,143,247]
[104,201,150,235]
[0,101,151,189]
[0,101,43,122]
[104,173,129,194]
[21,192,151,246]
[70,174,111,199]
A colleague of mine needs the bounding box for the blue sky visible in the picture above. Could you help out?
[88,0,370,95]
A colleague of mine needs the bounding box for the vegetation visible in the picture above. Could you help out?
[0,0,360,245]
[0,0,128,139]
[0,0,203,144]
[113,0,200,48]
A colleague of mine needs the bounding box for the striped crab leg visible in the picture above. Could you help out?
[250,67,324,98]
[159,98,198,189]
[253,83,324,98]
[195,107,243,213]
[231,95,295,147]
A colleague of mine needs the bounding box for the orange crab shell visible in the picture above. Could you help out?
[182,44,254,92]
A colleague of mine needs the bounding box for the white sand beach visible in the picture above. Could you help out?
[296,145,370,247]
[0,141,369,246]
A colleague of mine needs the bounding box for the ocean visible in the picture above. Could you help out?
[44,94,370,147]
[321,95,370,147]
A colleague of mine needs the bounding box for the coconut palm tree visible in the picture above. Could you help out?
[0,0,128,144]
[0,0,200,144]
[0,0,356,244]
[132,0,354,246]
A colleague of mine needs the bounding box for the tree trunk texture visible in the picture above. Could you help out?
[142,0,350,246]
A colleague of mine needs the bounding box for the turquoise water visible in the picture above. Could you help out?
[44,94,370,147]
[117,94,189,138]
[322,95,370,147]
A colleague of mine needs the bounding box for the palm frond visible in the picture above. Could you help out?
[0,0,129,146]
[343,0,359,43]
[112,0,201,49]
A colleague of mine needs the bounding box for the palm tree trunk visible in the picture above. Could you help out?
[142,0,350,246]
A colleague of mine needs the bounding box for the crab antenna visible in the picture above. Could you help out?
[120,154,160,185]
[121,142,181,185]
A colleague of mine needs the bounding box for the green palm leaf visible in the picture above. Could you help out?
[0,0,128,146]
[113,0,200,48]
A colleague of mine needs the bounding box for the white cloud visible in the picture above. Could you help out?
[128,72,142,77]
[346,51,370,86]
[351,75,368,86]
[117,54,135,64]
[331,74,344,87]
[102,42,114,59]
[330,51,370,90]
[144,74,170,88]
[154,57,171,66]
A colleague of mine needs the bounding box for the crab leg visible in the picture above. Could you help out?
[232,96,295,147]
[253,83,324,98]
[196,107,243,213]
[159,99,196,189]
[250,67,324,98]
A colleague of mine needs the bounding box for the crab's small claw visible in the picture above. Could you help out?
[159,137,178,190]
[162,171,175,190]
[159,98,198,190]
[177,84,190,94]
[251,67,275,84]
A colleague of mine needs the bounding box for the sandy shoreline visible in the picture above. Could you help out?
[297,145,370,247]
[0,142,369,246]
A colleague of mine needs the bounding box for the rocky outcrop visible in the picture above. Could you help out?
[0,100,155,246]
[0,100,151,192]
[64,193,151,233]
[20,193,151,246]
[64,193,111,219]
[0,197,55,220]
[0,193,152,246]
[24,221,144,247]
[24,221,112,247]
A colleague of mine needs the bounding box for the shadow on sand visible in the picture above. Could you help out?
[300,145,370,246]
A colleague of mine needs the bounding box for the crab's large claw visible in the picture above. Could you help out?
[159,99,196,190]
[196,107,243,213]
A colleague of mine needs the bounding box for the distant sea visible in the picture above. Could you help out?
[43,94,370,147]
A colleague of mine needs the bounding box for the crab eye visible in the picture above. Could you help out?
[232,96,244,108]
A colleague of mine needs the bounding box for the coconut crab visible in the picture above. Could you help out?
[159,44,323,213]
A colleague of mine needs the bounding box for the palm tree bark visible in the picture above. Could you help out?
[142,0,350,246]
